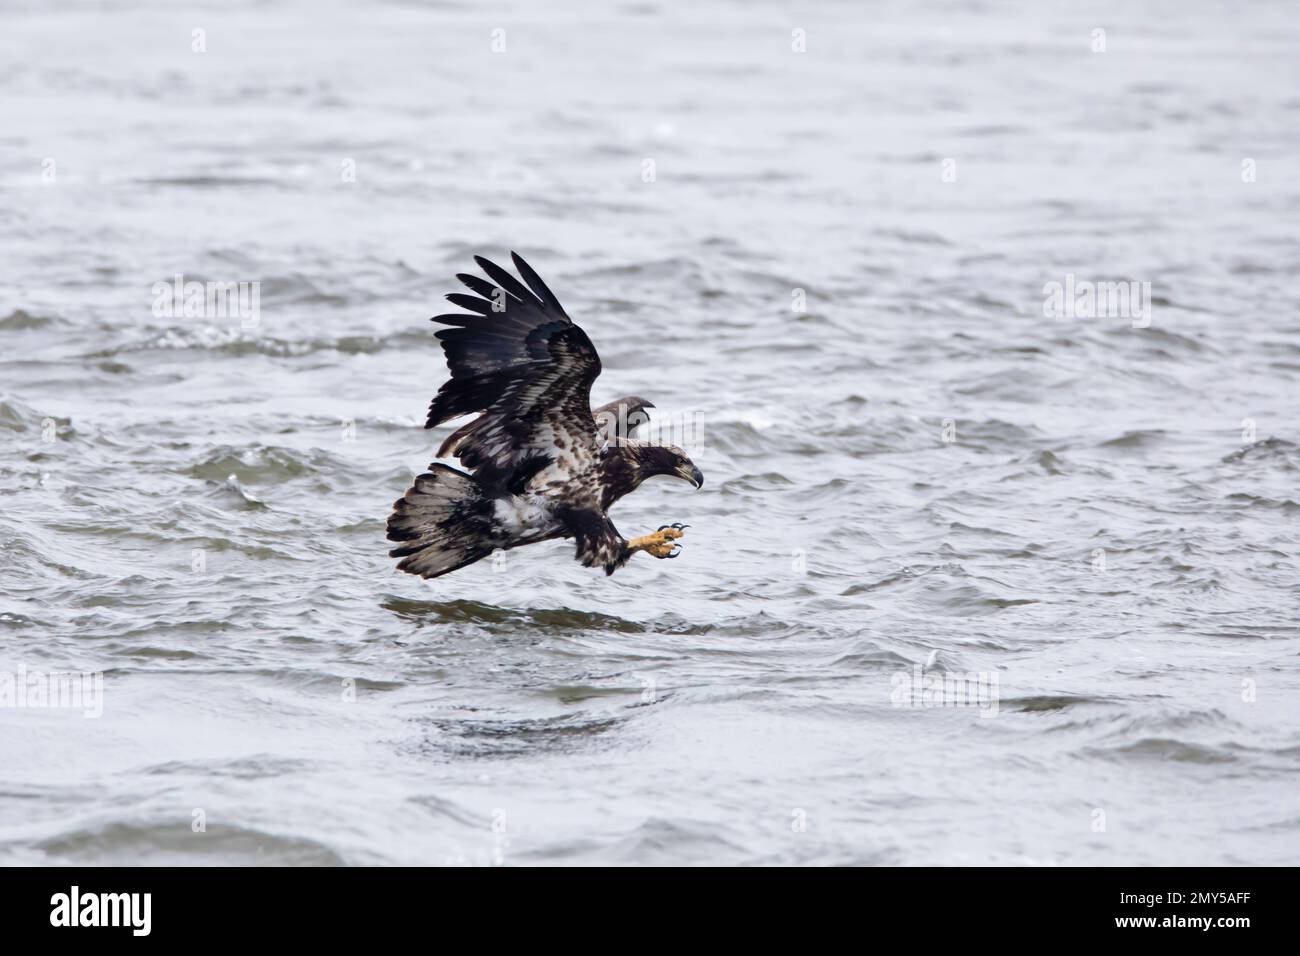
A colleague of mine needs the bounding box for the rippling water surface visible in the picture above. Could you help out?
[2,0,1298,865]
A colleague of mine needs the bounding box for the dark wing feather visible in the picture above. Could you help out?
[510,252,565,312]
[557,506,629,576]
[426,253,603,490]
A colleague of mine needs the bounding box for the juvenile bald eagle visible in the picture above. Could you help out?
[387,252,703,579]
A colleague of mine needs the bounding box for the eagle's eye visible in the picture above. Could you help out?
[671,455,704,489]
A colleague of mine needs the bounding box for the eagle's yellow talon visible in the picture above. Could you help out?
[628,526,686,559]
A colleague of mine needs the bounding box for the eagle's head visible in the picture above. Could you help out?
[640,444,704,488]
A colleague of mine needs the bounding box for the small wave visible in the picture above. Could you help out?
[0,398,72,436]
[1003,694,1112,714]
[0,308,57,330]
[89,326,430,359]
[1224,492,1300,513]
[416,712,626,759]
[141,755,315,780]
[1091,738,1237,765]
[30,820,345,865]
[604,817,749,865]
[185,443,354,487]
[845,565,1037,616]
[135,174,286,188]
[1221,436,1298,467]
[1097,429,1169,450]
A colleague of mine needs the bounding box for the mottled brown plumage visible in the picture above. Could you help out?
[386,253,702,578]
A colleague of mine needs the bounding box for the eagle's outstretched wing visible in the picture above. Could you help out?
[427,253,603,491]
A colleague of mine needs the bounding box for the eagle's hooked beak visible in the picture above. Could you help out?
[677,462,704,488]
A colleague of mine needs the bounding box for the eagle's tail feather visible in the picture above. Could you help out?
[386,464,496,579]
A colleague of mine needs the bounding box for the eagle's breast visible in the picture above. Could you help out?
[492,494,563,542]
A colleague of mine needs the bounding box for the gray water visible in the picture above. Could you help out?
[2,0,1298,866]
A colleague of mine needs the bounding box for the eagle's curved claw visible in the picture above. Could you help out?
[629,524,687,559]
[658,523,690,532]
